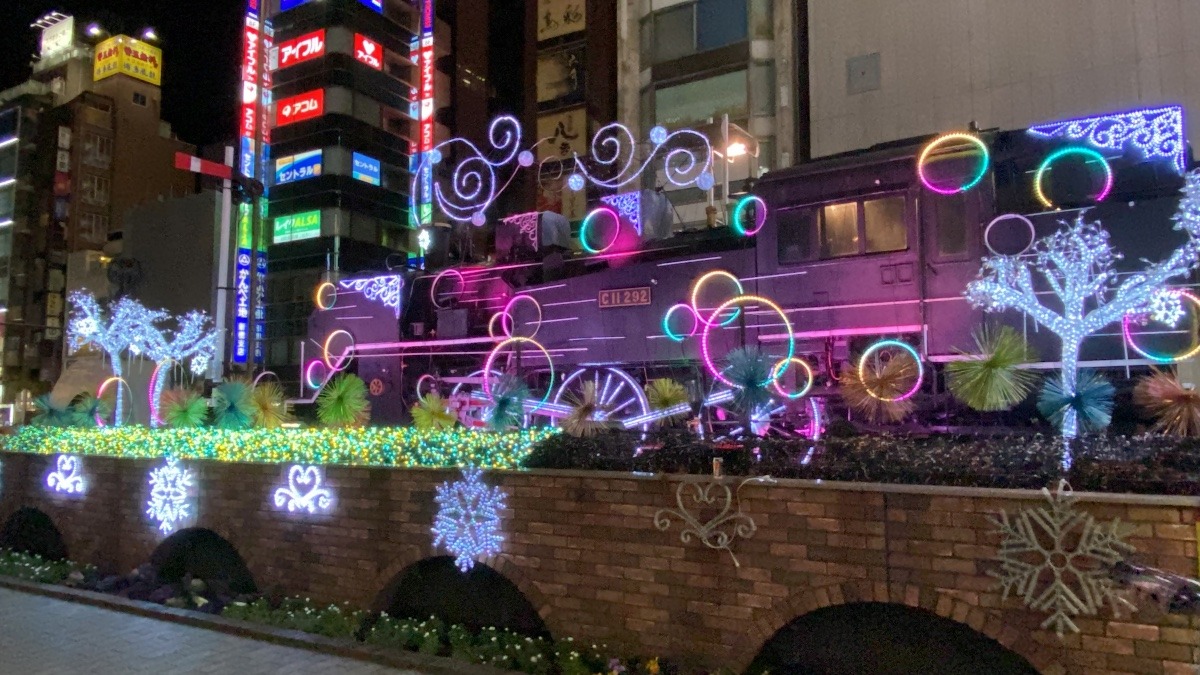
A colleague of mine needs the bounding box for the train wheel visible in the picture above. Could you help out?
[702,384,823,440]
[551,367,652,433]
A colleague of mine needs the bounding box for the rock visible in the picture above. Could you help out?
[147,584,177,604]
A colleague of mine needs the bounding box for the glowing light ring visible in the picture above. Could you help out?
[700,295,795,389]
[917,133,990,195]
[690,271,745,327]
[663,303,700,342]
[482,337,555,414]
[304,360,327,390]
[487,312,508,339]
[148,359,172,427]
[95,377,129,427]
[252,370,279,387]
[1122,290,1200,363]
[580,207,621,254]
[499,294,542,339]
[771,357,814,400]
[415,373,438,398]
[984,214,1036,256]
[1034,146,1114,209]
[314,281,337,310]
[732,195,767,236]
[858,340,924,402]
[322,329,355,372]
[430,269,465,310]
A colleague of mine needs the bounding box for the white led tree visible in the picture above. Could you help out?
[68,292,168,425]
[67,292,218,426]
[966,171,1200,437]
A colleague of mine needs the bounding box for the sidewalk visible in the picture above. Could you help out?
[0,587,420,674]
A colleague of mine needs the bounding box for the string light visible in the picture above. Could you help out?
[857,340,924,402]
[273,465,334,514]
[771,357,814,400]
[146,457,195,534]
[700,295,795,389]
[1027,105,1186,173]
[731,195,767,236]
[338,275,404,317]
[45,455,85,494]
[579,207,621,254]
[430,269,465,309]
[917,132,990,195]
[662,303,700,342]
[599,192,642,235]
[1148,289,1185,327]
[322,329,354,371]
[567,122,713,191]
[482,337,554,413]
[432,467,506,572]
[690,271,744,327]
[314,281,337,310]
[1034,146,1113,209]
[1122,290,1200,363]
[410,115,528,223]
[966,171,1200,437]
[8,426,557,469]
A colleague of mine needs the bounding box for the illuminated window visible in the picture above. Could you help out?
[81,133,112,169]
[819,202,858,258]
[863,195,907,253]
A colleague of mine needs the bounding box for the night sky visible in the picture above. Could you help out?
[0,0,246,146]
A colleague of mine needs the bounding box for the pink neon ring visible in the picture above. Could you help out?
[304,360,327,390]
[499,294,542,339]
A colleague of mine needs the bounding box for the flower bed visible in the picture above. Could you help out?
[4,426,558,469]
[522,430,1200,494]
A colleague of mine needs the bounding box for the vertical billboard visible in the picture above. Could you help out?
[234,0,270,364]
[411,0,435,228]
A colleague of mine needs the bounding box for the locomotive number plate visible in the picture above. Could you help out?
[598,286,651,308]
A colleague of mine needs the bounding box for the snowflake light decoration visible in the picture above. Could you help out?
[75,317,98,338]
[989,480,1136,636]
[146,458,195,534]
[190,354,209,376]
[1148,289,1185,327]
[431,467,506,572]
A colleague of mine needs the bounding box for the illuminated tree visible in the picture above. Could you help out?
[966,171,1200,436]
[67,292,168,425]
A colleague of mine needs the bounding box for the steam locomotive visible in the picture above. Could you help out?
[306,107,1193,435]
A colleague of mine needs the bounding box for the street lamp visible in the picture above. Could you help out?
[141,27,159,42]
[717,115,759,226]
[86,23,104,37]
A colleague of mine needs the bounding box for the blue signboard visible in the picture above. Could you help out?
[352,152,381,186]
[359,0,383,12]
[280,0,313,11]
[275,149,322,185]
[232,245,252,363]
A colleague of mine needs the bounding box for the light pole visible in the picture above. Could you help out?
[716,114,759,227]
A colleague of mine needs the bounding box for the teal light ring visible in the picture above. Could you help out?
[663,303,700,342]
[858,339,923,402]
[580,207,620,254]
[1034,146,1113,209]
[732,195,767,236]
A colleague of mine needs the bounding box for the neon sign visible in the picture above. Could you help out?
[275,149,322,185]
[354,34,382,70]
[277,29,325,69]
[351,152,381,185]
[275,89,324,127]
[413,0,435,227]
[233,0,268,364]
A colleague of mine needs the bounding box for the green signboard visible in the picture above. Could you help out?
[273,210,321,244]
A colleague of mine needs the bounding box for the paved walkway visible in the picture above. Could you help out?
[0,588,421,674]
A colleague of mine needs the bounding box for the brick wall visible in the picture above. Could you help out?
[1,451,1197,673]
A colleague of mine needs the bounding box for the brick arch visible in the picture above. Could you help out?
[367,550,556,637]
[737,580,1066,675]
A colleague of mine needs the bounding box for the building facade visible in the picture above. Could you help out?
[806,0,1200,158]
[0,13,195,403]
